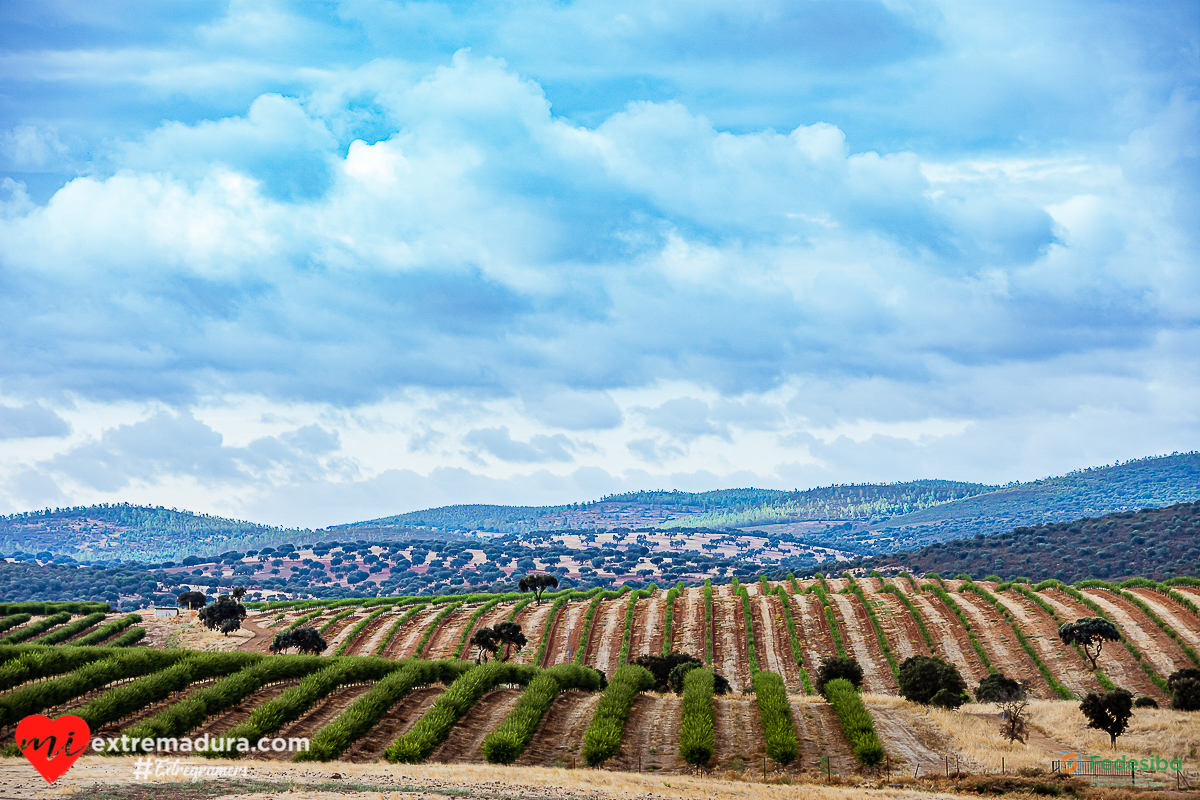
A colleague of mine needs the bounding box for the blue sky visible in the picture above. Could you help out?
[0,0,1197,527]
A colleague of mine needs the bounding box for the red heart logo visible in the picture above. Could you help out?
[15,714,91,784]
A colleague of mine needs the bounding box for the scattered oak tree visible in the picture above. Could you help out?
[1059,617,1120,670]
[1169,668,1200,711]
[898,655,969,709]
[198,593,247,636]
[1080,688,1134,748]
[518,573,559,603]
[469,626,500,663]
[976,672,1026,703]
[493,620,527,661]
[270,626,326,655]
[176,591,206,610]
[815,655,864,696]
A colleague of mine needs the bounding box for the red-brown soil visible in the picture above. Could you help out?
[1078,587,1188,678]
[789,698,855,777]
[1126,587,1200,653]
[342,686,444,762]
[516,690,600,768]
[607,692,682,773]
[673,586,705,660]
[869,590,930,662]
[422,605,475,659]
[711,588,749,692]
[992,588,1101,698]
[753,593,802,692]
[903,588,986,688]
[792,591,837,674]
[261,684,375,759]
[828,591,893,693]
[384,605,443,659]
[584,598,627,676]
[510,601,555,665]
[949,589,1051,697]
[544,599,588,667]
[337,611,395,657]
[429,688,523,763]
[188,680,304,737]
[711,694,765,774]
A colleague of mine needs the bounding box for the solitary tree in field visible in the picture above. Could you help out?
[898,655,969,708]
[493,621,527,661]
[1169,668,1200,711]
[1059,617,1121,670]
[1081,688,1134,747]
[518,573,559,603]
[470,626,500,663]
[198,593,247,636]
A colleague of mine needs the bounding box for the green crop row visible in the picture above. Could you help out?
[0,614,32,634]
[0,648,186,727]
[1057,584,1169,691]
[507,597,532,621]
[1008,584,1117,691]
[72,613,143,647]
[1075,581,1200,669]
[0,601,109,616]
[703,580,714,666]
[333,606,394,657]
[823,677,885,767]
[575,590,622,665]
[78,652,256,731]
[317,609,358,637]
[922,584,993,675]
[0,645,119,691]
[773,586,813,694]
[285,609,326,632]
[618,586,654,667]
[212,656,402,758]
[958,581,1074,700]
[535,597,568,667]
[581,663,655,766]
[679,666,714,767]
[373,603,428,657]
[843,575,898,680]
[119,654,328,749]
[412,602,462,660]
[32,613,107,646]
[1,612,70,644]
[879,584,936,652]
[103,627,147,648]
[737,585,758,675]
[663,581,684,656]
[482,663,603,764]
[788,573,801,594]
[752,671,796,766]
[386,660,538,763]
[298,658,470,761]
[809,583,846,658]
[453,599,503,659]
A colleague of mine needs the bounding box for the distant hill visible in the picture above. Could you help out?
[844,500,1200,583]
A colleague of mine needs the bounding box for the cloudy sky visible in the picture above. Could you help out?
[0,1,1197,527]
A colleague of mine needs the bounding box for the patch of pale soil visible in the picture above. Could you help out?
[423,605,477,660]
[1041,589,1158,697]
[516,690,600,767]
[608,692,681,774]
[1079,589,1179,676]
[588,599,628,676]
[908,594,980,686]
[992,591,1096,697]
[949,592,1043,692]
[429,688,522,764]
[673,587,704,658]
[793,593,834,670]
[1127,588,1200,651]
[713,594,745,693]
[511,602,555,665]
[392,605,445,659]
[872,593,918,661]
[635,593,661,657]
[862,695,948,769]
[359,609,406,657]
[754,596,783,677]
[320,612,371,656]
[829,593,888,693]
[711,694,765,771]
[141,614,254,652]
[789,696,856,776]
[546,600,588,667]
[457,603,513,664]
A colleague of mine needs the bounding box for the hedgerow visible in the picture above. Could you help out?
[1,612,70,644]
[736,584,759,675]
[922,584,993,675]
[0,614,31,634]
[619,586,655,666]
[285,609,325,632]
[317,608,357,637]
[213,656,401,758]
[703,580,714,666]
[0,645,119,691]
[959,581,1074,700]
[581,663,655,766]
[844,575,898,680]
[752,670,796,766]
[534,596,568,667]
[662,581,684,656]
[824,677,885,767]
[119,654,327,749]
[373,603,428,656]
[481,663,604,764]
[72,613,141,646]
[333,605,394,656]
[298,658,470,761]
[773,585,813,694]
[103,627,147,648]
[386,660,538,763]
[0,601,109,616]
[809,582,846,658]
[32,612,107,646]
[679,666,714,767]
[0,648,185,727]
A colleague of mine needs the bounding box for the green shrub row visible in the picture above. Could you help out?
[843,575,898,680]
[679,666,714,767]
[1,612,70,644]
[72,614,142,647]
[0,601,109,616]
[703,580,714,666]
[618,586,655,667]
[662,582,684,656]
[386,660,538,763]
[453,599,503,659]
[737,585,759,675]
[879,584,936,652]
[752,670,797,766]
[0,648,185,727]
[823,677,884,767]
[285,608,326,632]
[788,573,801,594]
[482,663,604,764]
[317,608,358,637]
[0,614,32,634]
[32,613,108,646]
[773,585,813,694]
[413,602,462,659]
[1075,582,1200,669]
[119,654,327,749]
[77,652,256,730]
[1009,584,1117,691]
[534,597,568,667]
[809,583,846,658]
[507,597,532,621]
[374,603,428,657]
[901,572,922,594]
[212,656,402,758]
[958,581,1074,700]
[581,663,655,766]
[104,627,147,648]
[575,590,622,665]
[1058,584,1169,691]
[922,584,994,675]
[333,605,394,657]
[297,658,471,761]
[0,645,119,691]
